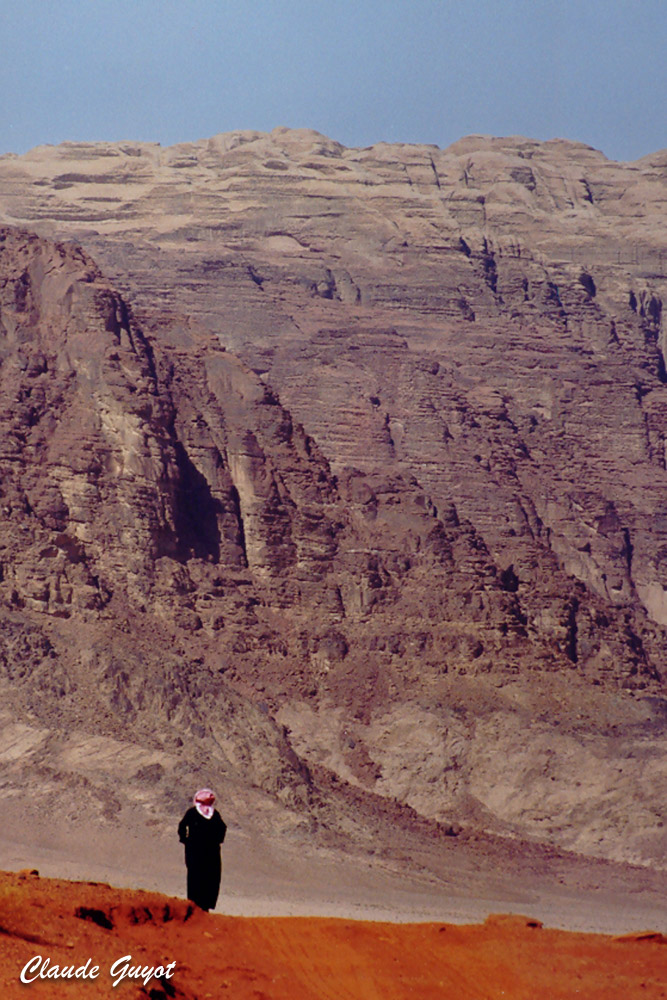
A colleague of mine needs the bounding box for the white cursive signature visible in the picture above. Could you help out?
[20,954,177,987]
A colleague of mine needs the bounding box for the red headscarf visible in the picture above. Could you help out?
[193,788,215,819]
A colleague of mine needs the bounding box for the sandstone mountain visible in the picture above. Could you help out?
[0,130,665,876]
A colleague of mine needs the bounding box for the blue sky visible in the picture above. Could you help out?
[1,0,665,161]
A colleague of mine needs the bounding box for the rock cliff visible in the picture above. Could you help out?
[0,130,666,871]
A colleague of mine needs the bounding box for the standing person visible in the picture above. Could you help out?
[178,788,227,911]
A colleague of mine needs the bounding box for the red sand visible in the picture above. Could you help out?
[0,870,664,999]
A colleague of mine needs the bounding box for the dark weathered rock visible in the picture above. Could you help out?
[0,128,666,869]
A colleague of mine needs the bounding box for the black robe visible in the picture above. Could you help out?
[177,806,227,911]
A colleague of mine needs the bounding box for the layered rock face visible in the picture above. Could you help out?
[2,131,667,637]
[0,131,666,869]
[0,229,549,833]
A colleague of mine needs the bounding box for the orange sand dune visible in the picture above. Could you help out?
[0,870,664,999]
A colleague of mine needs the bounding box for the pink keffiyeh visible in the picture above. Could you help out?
[193,788,215,819]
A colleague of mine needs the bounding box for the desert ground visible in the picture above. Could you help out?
[0,806,665,934]
[0,867,665,1000]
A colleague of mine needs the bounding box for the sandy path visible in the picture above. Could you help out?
[0,820,664,936]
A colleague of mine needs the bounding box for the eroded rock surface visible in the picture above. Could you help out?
[0,130,666,870]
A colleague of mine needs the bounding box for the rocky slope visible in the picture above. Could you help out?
[0,131,666,872]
